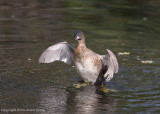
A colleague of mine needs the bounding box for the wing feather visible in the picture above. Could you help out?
[39,41,75,64]
[100,49,119,82]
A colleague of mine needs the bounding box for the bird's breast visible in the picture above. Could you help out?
[74,53,102,83]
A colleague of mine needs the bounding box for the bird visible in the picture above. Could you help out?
[39,30,119,86]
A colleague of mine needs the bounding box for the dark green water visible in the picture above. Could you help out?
[0,0,160,114]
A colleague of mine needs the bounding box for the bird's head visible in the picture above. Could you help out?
[74,30,85,41]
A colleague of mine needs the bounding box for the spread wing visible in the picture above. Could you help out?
[100,49,119,82]
[39,41,75,64]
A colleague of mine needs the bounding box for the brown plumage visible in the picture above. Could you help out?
[39,30,119,85]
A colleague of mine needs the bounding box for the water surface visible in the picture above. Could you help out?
[0,0,160,114]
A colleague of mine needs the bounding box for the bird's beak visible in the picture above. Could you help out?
[74,35,81,40]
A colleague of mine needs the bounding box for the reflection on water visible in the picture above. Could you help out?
[39,87,68,114]
[0,0,160,114]
[39,86,116,114]
[72,86,116,114]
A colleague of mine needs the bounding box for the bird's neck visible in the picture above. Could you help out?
[78,39,86,48]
